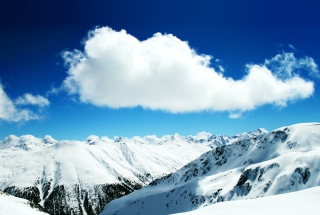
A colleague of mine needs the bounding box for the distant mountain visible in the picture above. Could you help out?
[0,130,258,215]
[101,123,320,215]
[0,190,48,215]
[0,134,57,151]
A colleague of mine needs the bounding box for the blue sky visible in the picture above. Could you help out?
[0,0,320,140]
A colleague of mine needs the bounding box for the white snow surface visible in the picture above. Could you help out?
[0,191,48,215]
[101,123,320,215]
[172,186,320,215]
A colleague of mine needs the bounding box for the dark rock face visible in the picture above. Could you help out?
[86,183,142,215]
[233,167,259,196]
[4,181,143,215]
[4,186,41,203]
[271,129,289,143]
[236,167,259,186]
[294,166,311,184]
[28,201,47,212]
[43,185,76,215]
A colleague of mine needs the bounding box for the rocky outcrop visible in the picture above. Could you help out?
[4,186,41,203]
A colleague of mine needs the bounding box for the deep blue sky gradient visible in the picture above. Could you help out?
[1,0,320,140]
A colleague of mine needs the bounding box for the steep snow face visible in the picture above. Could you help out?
[101,123,320,215]
[0,131,257,215]
[172,186,320,215]
[0,190,48,215]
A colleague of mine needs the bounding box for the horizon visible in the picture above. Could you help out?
[1,0,320,140]
[1,122,316,142]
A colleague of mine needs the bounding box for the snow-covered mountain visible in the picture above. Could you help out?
[0,131,258,215]
[0,190,48,215]
[0,134,57,151]
[101,123,320,215]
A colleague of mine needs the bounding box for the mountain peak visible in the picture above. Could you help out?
[255,128,268,134]
[0,134,52,151]
[86,135,100,145]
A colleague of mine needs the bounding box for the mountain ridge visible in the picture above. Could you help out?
[101,122,320,215]
[0,129,262,214]
[0,128,266,151]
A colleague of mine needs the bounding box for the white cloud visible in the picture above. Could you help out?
[15,93,50,107]
[62,26,316,113]
[0,82,49,122]
[265,52,320,79]
[229,112,242,119]
[218,65,225,73]
[288,44,297,51]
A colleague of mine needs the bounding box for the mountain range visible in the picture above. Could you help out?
[1,123,319,215]
[0,128,264,214]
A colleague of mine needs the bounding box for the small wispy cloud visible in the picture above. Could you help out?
[15,93,50,107]
[265,52,320,79]
[229,112,242,119]
[288,44,297,51]
[61,26,317,114]
[219,66,225,73]
[0,82,49,122]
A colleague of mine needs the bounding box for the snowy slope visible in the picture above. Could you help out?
[101,123,320,215]
[172,186,320,215]
[0,190,48,215]
[0,131,256,215]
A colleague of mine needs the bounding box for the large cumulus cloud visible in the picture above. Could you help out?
[62,27,317,116]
